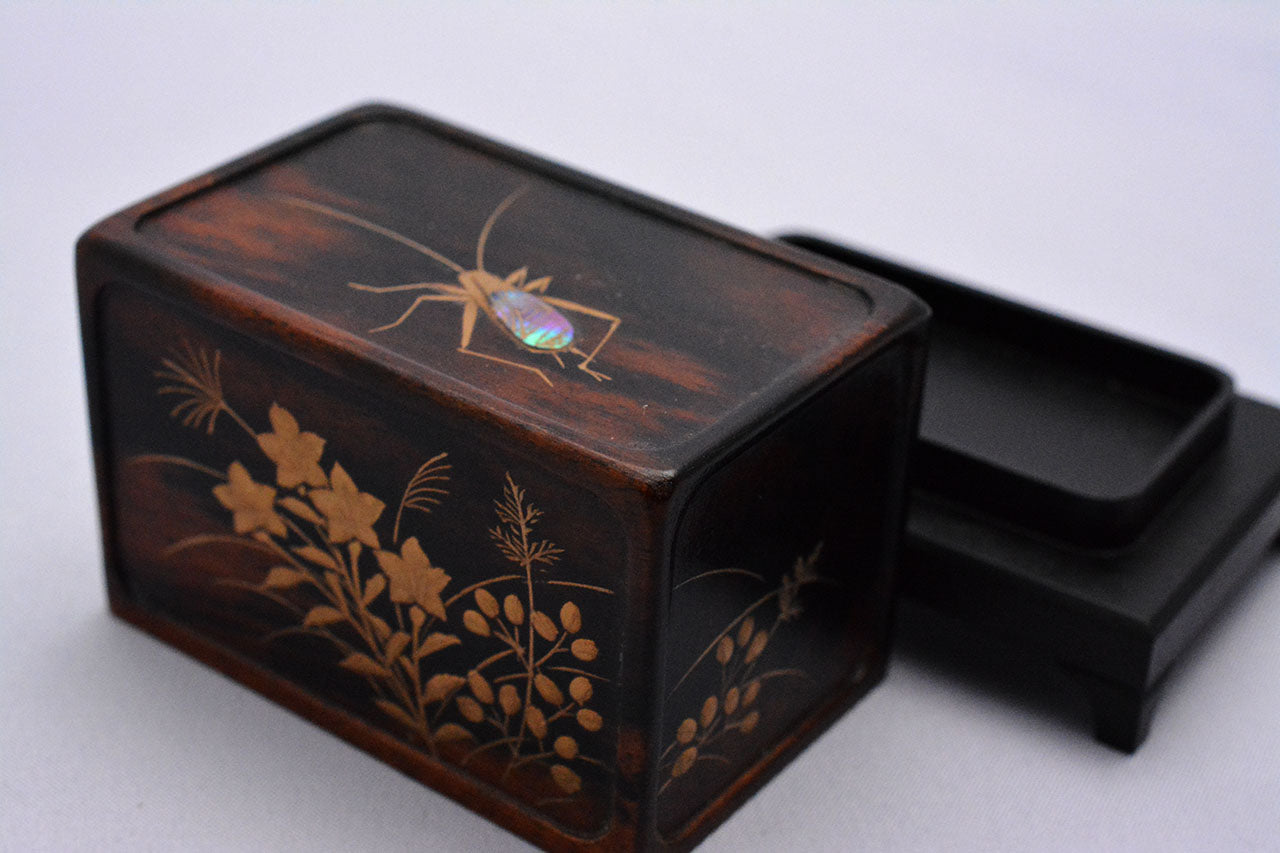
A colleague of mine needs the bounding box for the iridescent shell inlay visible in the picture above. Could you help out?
[490,290,575,351]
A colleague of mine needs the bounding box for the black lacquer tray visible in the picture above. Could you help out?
[783,234,1280,751]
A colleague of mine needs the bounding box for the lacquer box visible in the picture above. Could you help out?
[77,104,928,851]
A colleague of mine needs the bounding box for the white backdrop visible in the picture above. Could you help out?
[2,3,1278,851]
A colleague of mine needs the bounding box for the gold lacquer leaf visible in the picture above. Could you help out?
[524,706,548,739]
[568,676,593,705]
[457,695,485,723]
[559,601,582,634]
[279,496,323,525]
[424,673,466,704]
[294,545,339,571]
[554,735,578,760]
[677,718,697,744]
[468,671,494,704]
[741,710,760,733]
[363,573,386,605]
[570,639,598,662]
[550,764,582,794]
[262,566,309,589]
[435,723,472,742]
[384,631,411,663]
[474,588,499,618]
[374,699,418,730]
[463,610,490,636]
[303,605,344,627]
[410,606,426,631]
[737,617,755,648]
[503,594,524,626]
[576,708,603,732]
[418,632,462,659]
[531,611,558,642]
[534,674,564,706]
[499,684,522,717]
[339,653,389,678]
[672,747,697,778]
[370,615,392,641]
[700,696,718,728]
[744,680,761,706]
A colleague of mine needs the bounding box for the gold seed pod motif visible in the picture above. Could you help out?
[524,706,548,739]
[503,594,524,625]
[534,673,564,706]
[560,601,582,634]
[550,764,582,794]
[571,638,598,662]
[568,676,593,704]
[744,679,761,706]
[462,609,489,637]
[468,670,494,704]
[435,723,470,742]
[745,630,769,663]
[456,695,485,723]
[554,735,579,760]
[700,695,718,728]
[531,610,558,642]
[676,718,697,744]
[499,683,522,717]
[474,588,499,618]
[576,707,603,732]
[724,686,740,715]
[716,635,734,665]
[737,617,755,648]
[672,747,698,778]
[741,710,760,733]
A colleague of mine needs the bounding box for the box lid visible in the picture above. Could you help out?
[94,105,925,477]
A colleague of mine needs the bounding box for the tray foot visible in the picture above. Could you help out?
[1068,669,1156,753]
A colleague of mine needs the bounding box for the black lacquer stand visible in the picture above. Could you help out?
[785,235,1280,751]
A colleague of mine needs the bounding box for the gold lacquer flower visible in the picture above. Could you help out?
[310,462,384,547]
[374,536,450,620]
[212,462,286,537]
[255,403,327,488]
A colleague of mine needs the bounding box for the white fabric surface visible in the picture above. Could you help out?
[2,3,1277,851]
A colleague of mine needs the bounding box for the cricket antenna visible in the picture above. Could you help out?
[476,185,530,271]
[272,194,465,275]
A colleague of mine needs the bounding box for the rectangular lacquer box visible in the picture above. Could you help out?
[77,105,928,850]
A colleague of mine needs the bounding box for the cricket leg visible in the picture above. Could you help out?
[540,296,621,381]
[349,281,466,295]
[369,293,466,332]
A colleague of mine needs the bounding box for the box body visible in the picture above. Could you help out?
[78,105,926,850]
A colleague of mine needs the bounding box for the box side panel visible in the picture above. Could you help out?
[94,280,628,840]
[657,338,924,843]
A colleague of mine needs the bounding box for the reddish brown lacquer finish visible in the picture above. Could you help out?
[77,105,927,851]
